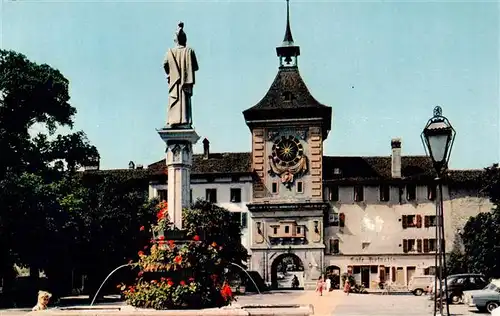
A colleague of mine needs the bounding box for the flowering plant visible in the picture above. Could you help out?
[121,201,236,309]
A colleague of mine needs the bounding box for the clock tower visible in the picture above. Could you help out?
[242,0,332,289]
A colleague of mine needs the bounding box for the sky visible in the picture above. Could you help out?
[1,0,499,170]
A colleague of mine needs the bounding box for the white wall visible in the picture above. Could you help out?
[150,177,253,255]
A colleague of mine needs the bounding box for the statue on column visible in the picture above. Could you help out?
[163,22,199,128]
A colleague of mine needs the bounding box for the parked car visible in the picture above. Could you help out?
[463,279,500,313]
[433,273,488,304]
[408,275,434,296]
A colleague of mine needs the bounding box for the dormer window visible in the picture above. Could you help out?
[282,91,294,102]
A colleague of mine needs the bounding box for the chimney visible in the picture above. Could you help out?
[128,161,135,169]
[391,138,402,178]
[203,138,210,159]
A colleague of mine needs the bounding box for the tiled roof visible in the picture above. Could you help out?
[242,67,332,136]
[147,152,483,184]
[148,152,252,175]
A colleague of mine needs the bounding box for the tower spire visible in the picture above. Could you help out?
[276,0,300,67]
[283,0,294,46]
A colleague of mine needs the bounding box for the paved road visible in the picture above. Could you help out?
[0,291,488,315]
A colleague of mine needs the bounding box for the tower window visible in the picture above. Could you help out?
[282,91,294,102]
[296,181,304,193]
[271,182,279,194]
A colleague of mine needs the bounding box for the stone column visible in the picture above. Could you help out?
[157,128,200,229]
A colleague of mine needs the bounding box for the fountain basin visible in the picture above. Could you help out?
[23,304,313,316]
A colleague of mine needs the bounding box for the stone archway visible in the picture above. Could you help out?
[270,253,305,289]
[325,265,341,289]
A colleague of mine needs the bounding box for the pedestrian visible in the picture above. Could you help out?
[325,277,332,293]
[316,276,324,296]
[344,280,351,295]
[32,291,52,311]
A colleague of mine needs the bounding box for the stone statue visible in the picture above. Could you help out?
[163,22,199,128]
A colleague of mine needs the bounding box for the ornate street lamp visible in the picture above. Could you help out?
[421,106,456,316]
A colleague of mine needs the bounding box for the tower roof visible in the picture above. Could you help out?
[243,0,332,139]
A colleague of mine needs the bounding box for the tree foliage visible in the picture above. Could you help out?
[450,164,500,280]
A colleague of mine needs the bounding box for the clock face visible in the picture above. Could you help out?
[272,135,304,167]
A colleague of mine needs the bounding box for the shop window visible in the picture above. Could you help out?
[273,227,278,235]
[353,266,361,274]
[379,185,390,202]
[370,266,378,274]
[354,185,364,202]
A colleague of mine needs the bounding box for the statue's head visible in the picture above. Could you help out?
[175,22,187,46]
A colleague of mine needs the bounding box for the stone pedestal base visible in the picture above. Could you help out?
[157,127,200,230]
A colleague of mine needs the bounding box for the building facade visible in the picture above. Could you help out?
[147,4,492,290]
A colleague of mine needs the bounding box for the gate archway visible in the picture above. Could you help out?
[270,253,304,289]
[325,265,341,289]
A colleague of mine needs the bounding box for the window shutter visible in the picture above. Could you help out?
[417,239,422,252]
[416,215,422,228]
[424,216,430,228]
[339,213,345,227]
[423,239,429,253]
[402,215,408,229]
[403,239,408,253]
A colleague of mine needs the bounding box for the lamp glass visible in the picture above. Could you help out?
[427,133,449,163]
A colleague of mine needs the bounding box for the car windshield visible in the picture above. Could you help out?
[483,283,500,292]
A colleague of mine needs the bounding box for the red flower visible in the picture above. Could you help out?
[138,251,144,257]
[221,283,233,300]
[168,240,175,248]
[160,277,166,282]
[167,280,174,286]
[174,255,182,264]
[138,271,144,277]
[193,235,200,241]
[180,280,186,286]
[139,226,145,231]
[151,279,157,284]
[158,235,165,241]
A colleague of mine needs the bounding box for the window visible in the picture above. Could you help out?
[296,226,301,234]
[271,182,279,194]
[330,239,340,254]
[329,186,339,201]
[339,213,345,228]
[423,238,437,253]
[370,266,378,274]
[417,239,422,252]
[424,215,437,227]
[354,186,364,202]
[353,266,361,274]
[296,181,304,193]
[402,239,416,253]
[273,227,278,235]
[328,213,339,226]
[190,189,193,204]
[362,242,370,249]
[406,184,416,201]
[285,226,290,234]
[379,185,390,202]
[158,189,168,202]
[427,185,436,201]
[205,188,217,203]
[230,188,241,203]
[241,212,248,229]
[402,215,422,228]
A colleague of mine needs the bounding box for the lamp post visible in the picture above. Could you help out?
[421,106,456,316]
